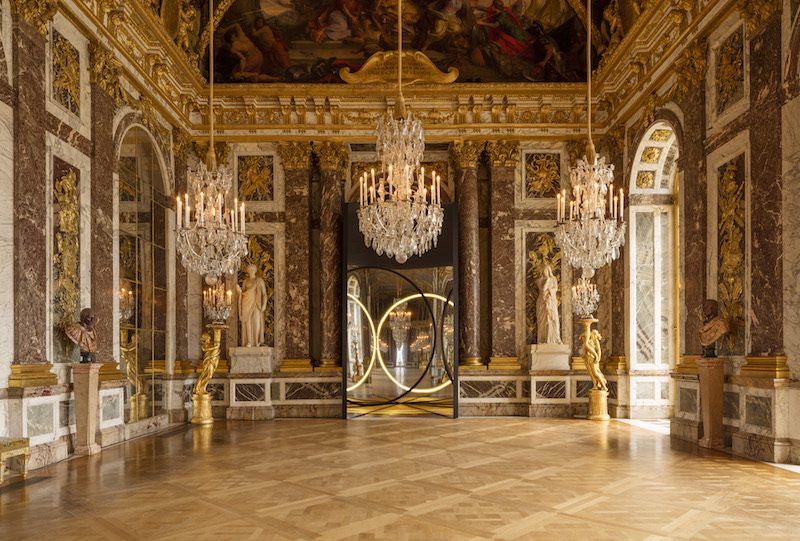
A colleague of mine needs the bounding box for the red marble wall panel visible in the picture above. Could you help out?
[488,165,517,358]
[319,168,343,364]
[284,167,312,360]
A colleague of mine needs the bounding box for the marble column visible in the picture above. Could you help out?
[9,14,55,386]
[486,141,521,370]
[747,15,783,358]
[679,70,707,357]
[278,142,313,371]
[90,84,115,365]
[316,141,347,370]
[450,141,484,367]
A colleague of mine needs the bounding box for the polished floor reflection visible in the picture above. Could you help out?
[2,418,799,540]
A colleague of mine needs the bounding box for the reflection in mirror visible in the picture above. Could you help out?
[118,127,168,423]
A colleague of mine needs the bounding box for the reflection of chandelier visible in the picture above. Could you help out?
[119,287,134,320]
[203,280,232,323]
[389,300,412,345]
[176,0,247,279]
[554,0,625,318]
[356,0,443,264]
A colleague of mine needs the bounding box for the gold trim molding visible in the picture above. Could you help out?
[9,364,58,387]
[450,141,484,170]
[98,362,124,382]
[488,357,521,370]
[605,356,628,370]
[339,51,458,85]
[314,142,348,172]
[676,355,701,375]
[280,358,314,372]
[740,356,789,379]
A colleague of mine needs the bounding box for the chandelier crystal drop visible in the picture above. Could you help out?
[176,0,247,279]
[356,0,443,264]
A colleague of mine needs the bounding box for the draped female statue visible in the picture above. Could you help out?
[536,264,562,344]
[237,263,267,347]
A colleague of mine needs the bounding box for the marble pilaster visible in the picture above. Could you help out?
[12,16,49,367]
[679,72,707,355]
[174,156,189,366]
[747,14,783,356]
[278,143,313,371]
[316,142,346,369]
[486,141,520,369]
[451,141,483,367]
[90,84,114,364]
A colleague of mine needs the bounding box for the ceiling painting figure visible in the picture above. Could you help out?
[183,0,626,83]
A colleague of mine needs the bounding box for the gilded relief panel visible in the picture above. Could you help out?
[718,155,745,356]
[525,153,560,198]
[51,29,80,115]
[237,155,274,202]
[238,234,275,347]
[716,26,744,115]
[52,158,80,363]
[526,231,561,344]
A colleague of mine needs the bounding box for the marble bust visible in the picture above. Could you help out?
[699,299,729,358]
[237,263,267,347]
[65,308,97,363]
[536,264,562,344]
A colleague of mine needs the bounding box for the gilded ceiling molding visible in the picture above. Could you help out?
[314,141,348,173]
[737,0,781,35]
[278,142,312,170]
[486,141,520,168]
[450,141,483,170]
[10,0,58,35]
[88,40,124,105]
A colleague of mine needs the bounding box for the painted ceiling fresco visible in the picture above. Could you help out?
[170,0,629,84]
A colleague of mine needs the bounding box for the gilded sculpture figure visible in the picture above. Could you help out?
[194,331,221,395]
[699,299,730,358]
[237,263,268,347]
[580,325,607,391]
[64,308,98,363]
[536,264,562,344]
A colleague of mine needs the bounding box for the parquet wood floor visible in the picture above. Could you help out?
[1,418,799,540]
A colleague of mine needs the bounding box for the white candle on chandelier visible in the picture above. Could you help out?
[234,198,239,231]
[556,193,561,221]
[227,289,232,307]
[561,189,566,220]
[405,164,410,198]
[620,188,624,218]
[199,192,205,224]
[613,195,618,220]
[177,196,182,229]
[230,209,235,230]
[240,202,245,234]
[184,194,190,225]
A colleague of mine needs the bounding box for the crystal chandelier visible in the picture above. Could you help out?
[389,300,412,345]
[356,0,443,264]
[119,287,134,321]
[176,0,247,279]
[203,280,232,323]
[554,0,626,318]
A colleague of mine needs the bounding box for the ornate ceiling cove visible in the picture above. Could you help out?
[53,0,750,141]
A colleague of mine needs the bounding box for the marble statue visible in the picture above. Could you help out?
[699,299,729,358]
[536,264,562,344]
[236,263,267,347]
[65,308,98,363]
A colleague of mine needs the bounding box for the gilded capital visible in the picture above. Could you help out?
[173,126,190,163]
[278,142,312,170]
[194,141,230,168]
[671,38,707,103]
[737,0,780,34]
[450,141,483,170]
[602,125,625,161]
[10,0,58,35]
[314,141,348,172]
[88,40,124,103]
[566,139,587,165]
[486,141,520,167]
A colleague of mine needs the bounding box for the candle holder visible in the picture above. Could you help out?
[203,278,232,323]
[119,287,135,321]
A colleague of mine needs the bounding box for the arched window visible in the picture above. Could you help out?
[117,127,170,422]
[627,122,679,411]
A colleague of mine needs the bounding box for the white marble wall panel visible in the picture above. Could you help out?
[229,142,284,212]
[46,13,91,140]
[47,133,91,380]
[782,96,800,378]
[0,397,8,437]
[0,100,12,388]
[98,388,124,429]
[0,0,12,83]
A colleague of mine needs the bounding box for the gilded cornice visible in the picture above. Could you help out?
[277,142,312,170]
[314,141,348,172]
[450,141,484,170]
[486,141,520,168]
[671,38,708,104]
[737,0,781,34]
[88,40,124,104]
[10,0,58,35]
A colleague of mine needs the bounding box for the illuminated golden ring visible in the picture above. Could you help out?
[375,294,455,394]
[346,293,378,392]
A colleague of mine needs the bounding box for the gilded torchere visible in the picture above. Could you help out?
[191,323,226,425]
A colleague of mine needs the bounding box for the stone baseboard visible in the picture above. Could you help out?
[98,425,126,447]
[26,437,69,470]
[274,404,342,418]
[227,406,275,420]
[167,408,188,424]
[732,431,792,463]
[458,403,527,416]
[529,404,573,418]
[629,404,674,419]
[670,417,701,443]
[609,404,629,418]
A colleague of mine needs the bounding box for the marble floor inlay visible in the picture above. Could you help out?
[1,418,800,540]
